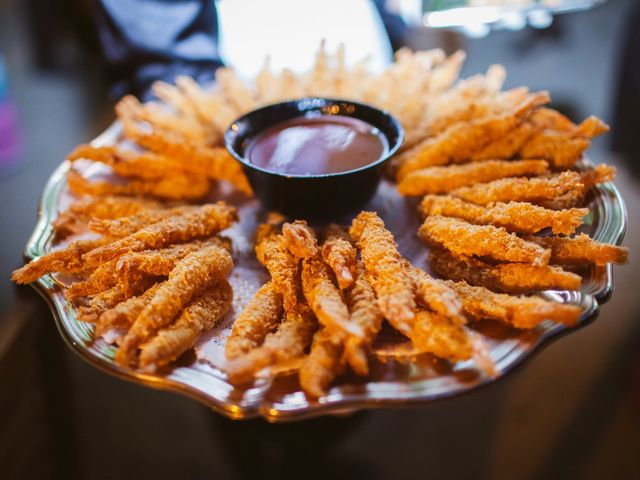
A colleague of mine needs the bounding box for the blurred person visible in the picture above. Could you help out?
[93,0,406,100]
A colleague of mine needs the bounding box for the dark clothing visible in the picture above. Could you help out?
[94,0,224,100]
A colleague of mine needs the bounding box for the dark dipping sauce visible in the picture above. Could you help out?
[246,115,389,176]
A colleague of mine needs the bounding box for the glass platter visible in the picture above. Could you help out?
[23,121,627,422]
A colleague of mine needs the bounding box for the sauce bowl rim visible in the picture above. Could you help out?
[224,97,405,179]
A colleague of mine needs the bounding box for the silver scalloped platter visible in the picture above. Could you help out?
[24,122,627,422]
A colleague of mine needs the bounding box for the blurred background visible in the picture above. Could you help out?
[0,0,638,479]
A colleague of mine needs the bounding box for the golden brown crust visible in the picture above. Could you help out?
[83,202,237,267]
[527,233,628,266]
[398,159,549,196]
[139,280,233,369]
[115,244,233,366]
[350,211,416,335]
[429,248,582,293]
[255,223,299,313]
[419,216,551,265]
[225,282,283,360]
[445,280,581,328]
[419,195,587,235]
[320,224,357,290]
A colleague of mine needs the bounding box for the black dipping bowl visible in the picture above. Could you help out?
[224,97,403,218]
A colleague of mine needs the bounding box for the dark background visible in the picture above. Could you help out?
[0,1,638,479]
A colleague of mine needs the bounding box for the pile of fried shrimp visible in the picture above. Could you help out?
[11,44,628,398]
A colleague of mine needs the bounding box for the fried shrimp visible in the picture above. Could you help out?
[519,115,609,168]
[139,280,233,369]
[396,91,550,179]
[116,243,233,366]
[67,168,211,201]
[350,211,416,335]
[343,263,384,376]
[53,195,161,239]
[451,171,583,206]
[444,280,581,328]
[226,302,317,385]
[95,282,164,337]
[11,238,109,284]
[429,249,582,293]
[281,220,319,259]
[419,216,551,265]
[301,256,363,339]
[398,159,549,196]
[83,202,237,266]
[88,205,200,238]
[526,233,628,266]
[408,265,466,325]
[77,279,157,323]
[418,195,587,235]
[320,224,358,290]
[469,120,537,161]
[225,282,283,360]
[67,144,190,180]
[255,223,299,312]
[118,97,252,195]
[299,328,344,398]
[408,310,496,377]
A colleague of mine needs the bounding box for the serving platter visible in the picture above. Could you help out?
[24,121,627,421]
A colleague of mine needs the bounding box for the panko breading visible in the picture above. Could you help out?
[226,302,317,385]
[419,195,587,235]
[255,223,299,312]
[77,279,157,324]
[282,220,319,259]
[408,265,466,326]
[139,280,233,369]
[67,169,211,202]
[527,233,628,266]
[225,282,283,360]
[396,91,550,179]
[451,171,583,206]
[95,282,164,337]
[539,164,617,210]
[301,256,363,339]
[115,244,233,366]
[343,263,384,376]
[66,259,119,299]
[445,280,581,328]
[519,115,609,168]
[429,249,582,293]
[408,310,495,377]
[398,159,549,196]
[469,120,537,161]
[11,238,109,284]
[67,144,190,180]
[83,202,237,267]
[419,216,551,265]
[320,224,358,290]
[52,195,161,239]
[118,96,252,195]
[299,328,344,398]
[350,211,416,335]
[88,205,198,238]
[68,240,226,299]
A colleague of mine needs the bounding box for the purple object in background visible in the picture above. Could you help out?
[0,56,24,171]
